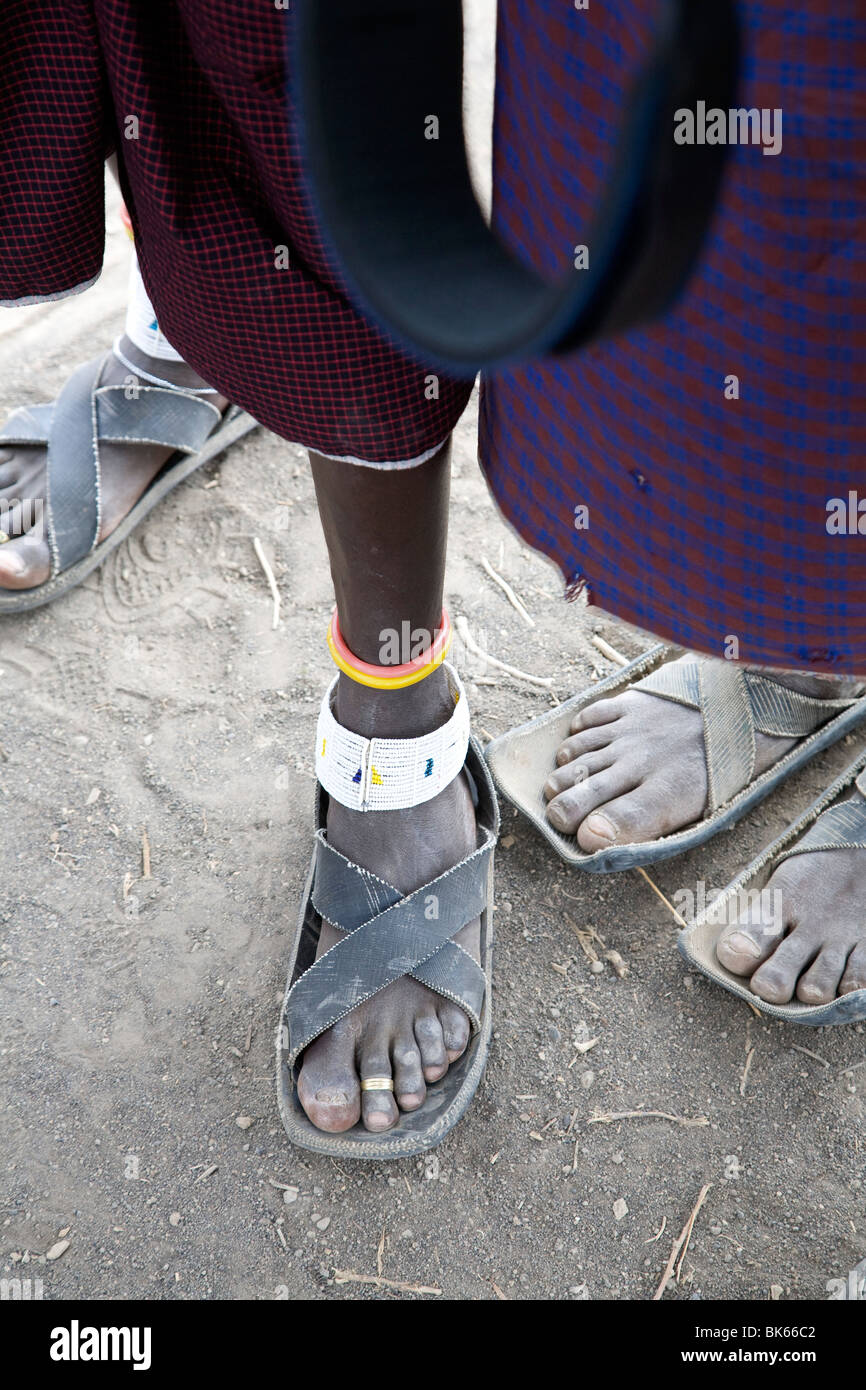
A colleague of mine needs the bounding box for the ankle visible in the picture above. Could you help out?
[335,665,456,740]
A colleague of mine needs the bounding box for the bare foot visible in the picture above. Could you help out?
[297,667,480,1134]
[543,652,866,1006]
[715,817,866,1005]
[0,336,227,590]
[543,655,861,851]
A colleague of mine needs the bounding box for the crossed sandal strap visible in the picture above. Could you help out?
[0,355,222,576]
[282,828,494,1069]
[310,830,487,1019]
[776,768,866,863]
[634,660,856,811]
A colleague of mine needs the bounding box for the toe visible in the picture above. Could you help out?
[545,765,637,836]
[544,751,611,802]
[414,1012,449,1082]
[0,529,51,590]
[297,1025,361,1134]
[796,946,850,1005]
[840,943,866,996]
[360,1044,399,1132]
[575,782,671,852]
[749,930,818,1005]
[392,1035,426,1111]
[716,895,787,976]
[569,696,623,733]
[438,1001,470,1062]
[554,725,615,767]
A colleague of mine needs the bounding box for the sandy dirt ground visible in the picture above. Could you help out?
[1,2,864,1302]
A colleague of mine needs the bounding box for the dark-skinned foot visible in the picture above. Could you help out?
[543,656,863,850]
[0,336,227,591]
[543,652,865,1007]
[715,821,866,1005]
[297,666,480,1134]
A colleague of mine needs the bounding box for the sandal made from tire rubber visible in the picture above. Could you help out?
[277,737,499,1158]
[679,748,866,1025]
[484,645,866,873]
[0,353,258,614]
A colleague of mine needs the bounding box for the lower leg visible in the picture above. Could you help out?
[297,442,480,1134]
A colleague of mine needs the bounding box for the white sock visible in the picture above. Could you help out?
[125,253,185,362]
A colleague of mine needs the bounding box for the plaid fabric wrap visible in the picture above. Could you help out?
[479,0,866,673]
[0,1,471,462]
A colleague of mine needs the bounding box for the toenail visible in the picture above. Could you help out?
[584,812,617,842]
[724,932,762,959]
[315,1089,348,1105]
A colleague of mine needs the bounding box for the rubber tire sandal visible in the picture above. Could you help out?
[0,353,258,614]
[277,671,499,1158]
[484,645,866,873]
[680,748,866,1025]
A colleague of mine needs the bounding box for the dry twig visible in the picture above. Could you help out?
[653,1183,712,1301]
[480,556,535,627]
[589,1109,709,1128]
[645,1216,667,1245]
[791,1044,829,1068]
[333,1270,441,1296]
[740,1047,755,1097]
[252,536,281,630]
[633,866,688,928]
[591,634,629,666]
[455,615,553,689]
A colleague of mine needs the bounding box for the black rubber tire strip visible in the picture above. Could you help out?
[291,0,740,375]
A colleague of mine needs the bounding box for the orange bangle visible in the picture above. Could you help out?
[327,608,452,689]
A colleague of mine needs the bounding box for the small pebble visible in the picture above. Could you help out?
[235,1116,255,1130]
[580,1070,595,1089]
[613,1199,628,1221]
[283,1188,299,1205]
[169,1212,181,1227]
[589,960,604,975]
[316,1217,331,1232]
